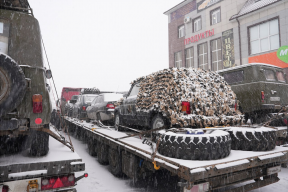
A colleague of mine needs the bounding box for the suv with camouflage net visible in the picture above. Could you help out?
[114,68,243,132]
[218,63,288,123]
[0,1,51,156]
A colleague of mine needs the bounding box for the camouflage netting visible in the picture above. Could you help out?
[118,68,244,128]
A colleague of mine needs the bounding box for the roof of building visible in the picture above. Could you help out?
[163,0,188,15]
[230,0,283,20]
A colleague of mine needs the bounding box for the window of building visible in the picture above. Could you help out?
[193,17,201,32]
[178,25,185,38]
[185,47,194,68]
[222,71,244,84]
[175,51,182,68]
[198,43,208,70]
[211,8,221,25]
[249,19,279,55]
[211,38,222,71]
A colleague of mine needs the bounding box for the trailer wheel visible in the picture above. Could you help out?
[27,128,49,157]
[0,54,27,117]
[108,148,123,177]
[97,142,109,164]
[158,129,231,160]
[228,127,276,151]
[88,139,97,156]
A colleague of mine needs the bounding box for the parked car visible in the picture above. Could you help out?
[218,63,288,123]
[65,95,79,117]
[86,93,123,123]
[72,94,98,119]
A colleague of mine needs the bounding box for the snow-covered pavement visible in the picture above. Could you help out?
[71,135,288,192]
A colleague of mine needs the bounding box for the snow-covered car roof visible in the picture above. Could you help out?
[217,63,282,73]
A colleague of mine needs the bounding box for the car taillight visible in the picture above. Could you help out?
[41,174,75,190]
[181,101,191,114]
[261,91,265,102]
[2,186,8,192]
[32,94,43,113]
[82,106,86,111]
[106,104,115,109]
[234,99,237,111]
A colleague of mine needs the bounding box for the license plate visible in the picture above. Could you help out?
[185,182,209,192]
[267,166,281,175]
[270,97,280,101]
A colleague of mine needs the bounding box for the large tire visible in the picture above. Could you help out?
[88,139,97,156]
[25,127,49,157]
[0,54,26,117]
[158,129,231,160]
[228,127,276,151]
[108,148,123,177]
[97,142,109,165]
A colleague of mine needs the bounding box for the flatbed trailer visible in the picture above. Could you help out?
[0,128,86,192]
[64,116,288,192]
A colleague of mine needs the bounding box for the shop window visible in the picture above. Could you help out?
[211,38,222,71]
[198,43,208,70]
[211,8,221,25]
[175,51,182,68]
[249,19,279,55]
[193,17,201,32]
[185,47,194,68]
[178,25,184,38]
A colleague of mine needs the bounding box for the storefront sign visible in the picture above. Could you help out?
[222,29,235,68]
[277,46,288,63]
[185,29,214,45]
[197,0,223,12]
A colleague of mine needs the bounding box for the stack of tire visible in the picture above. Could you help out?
[157,127,276,160]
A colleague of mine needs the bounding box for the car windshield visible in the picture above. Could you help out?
[84,96,96,103]
[264,69,276,81]
[276,71,286,82]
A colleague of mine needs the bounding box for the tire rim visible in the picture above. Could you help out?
[0,68,9,102]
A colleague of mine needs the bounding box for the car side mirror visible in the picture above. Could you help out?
[45,69,52,79]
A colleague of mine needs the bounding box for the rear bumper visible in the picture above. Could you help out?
[261,104,288,110]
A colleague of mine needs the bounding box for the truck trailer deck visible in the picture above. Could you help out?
[0,127,86,191]
[64,116,288,192]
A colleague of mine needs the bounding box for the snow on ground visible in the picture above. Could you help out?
[71,133,288,192]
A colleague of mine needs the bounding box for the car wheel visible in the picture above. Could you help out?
[158,129,231,160]
[97,113,101,121]
[114,113,124,131]
[150,114,167,139]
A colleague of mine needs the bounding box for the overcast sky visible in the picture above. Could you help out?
[28,0,181,99]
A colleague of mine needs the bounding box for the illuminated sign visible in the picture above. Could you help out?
[197,0,223,12]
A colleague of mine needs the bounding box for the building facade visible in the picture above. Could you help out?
[164,0,288,70]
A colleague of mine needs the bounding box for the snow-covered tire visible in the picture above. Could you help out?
[88,139,97,156]
[27,128,49,157]
[97,142,109,165]
[0,54,27,117]
[158,129,231,160]
[108,148,123,177]
[228,127,276,151]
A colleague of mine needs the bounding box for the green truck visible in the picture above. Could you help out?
[218,63,288,125]
[0,1,51,156]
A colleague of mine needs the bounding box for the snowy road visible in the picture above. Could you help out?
[70,135,288,192]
